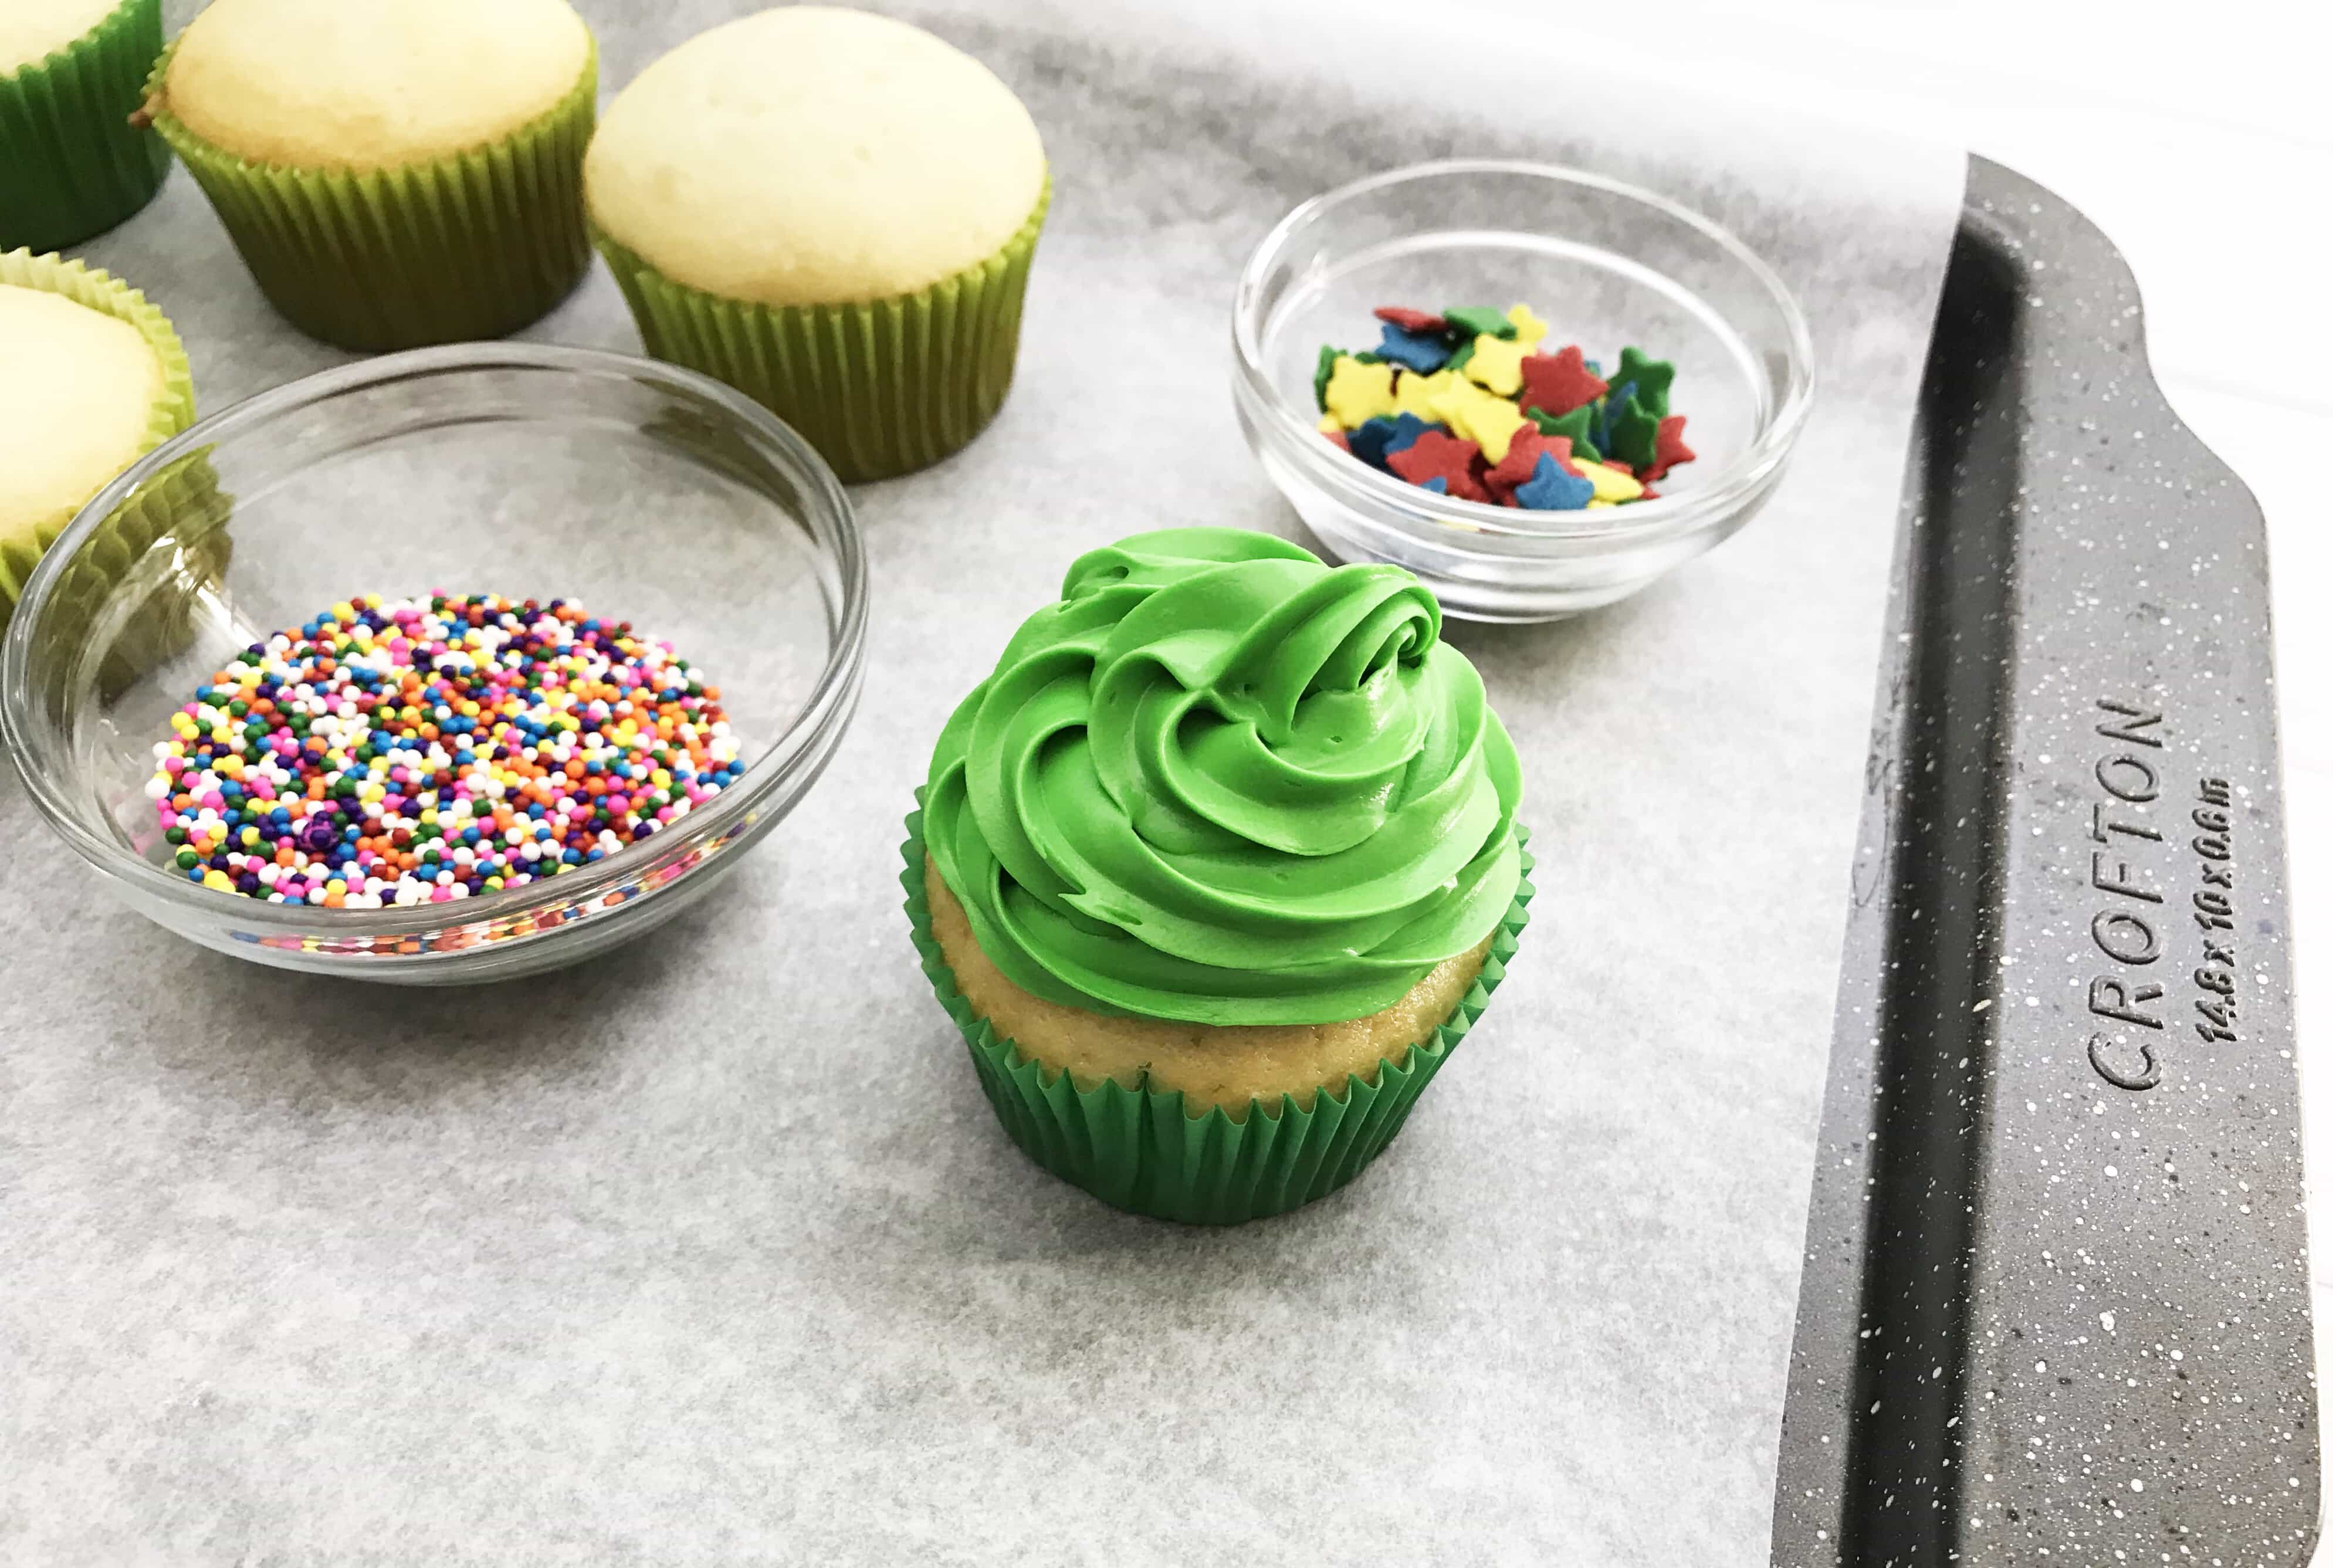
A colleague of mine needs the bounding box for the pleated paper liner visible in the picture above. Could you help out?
[1,247,197,643]
[142,38,597,352]
[594,178,1050,484]
[40,441,232,701]
[0,0,169,252]
[902,797,1535,1224]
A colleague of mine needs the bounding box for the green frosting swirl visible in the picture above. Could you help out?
[923,529,1523,1027]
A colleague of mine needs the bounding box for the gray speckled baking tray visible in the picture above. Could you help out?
[1771,156,2318,1564]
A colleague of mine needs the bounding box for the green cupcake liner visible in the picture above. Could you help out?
[144,38,596,351]
[0,246,195,634]
[594,177,1050,484]
[902,795,1535,1225]
[0,0,169,252]
[34,441,231,702]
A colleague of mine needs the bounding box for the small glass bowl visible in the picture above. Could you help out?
[1,344,867,983]
[1232,160,1814,621]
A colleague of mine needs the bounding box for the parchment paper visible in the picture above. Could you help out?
[0,2,1965,1560]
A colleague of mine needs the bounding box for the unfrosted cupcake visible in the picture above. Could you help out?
[143,0,596,350]
[0,0,170,249]
[905,529,1532,1223]
[0,248,192,629]
[585,6,1049,483]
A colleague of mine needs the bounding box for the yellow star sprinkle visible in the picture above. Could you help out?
[1394,368,1464,422]
[1322,355,1398,429]
[1580,460,1645,503]
[1461,333,1529,397]
[1504,302,1549,351]
[1439,386,1530,465]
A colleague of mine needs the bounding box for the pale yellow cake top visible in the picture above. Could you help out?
[0,0,124,74]
[0,285,164,536]
[162,0,591,172]
[584,6,1045,308]
[925,856,1490,1117]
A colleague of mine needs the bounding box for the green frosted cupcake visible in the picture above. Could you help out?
[0,0,170,250]
[143,0,595,351]
[0,247,193,632]
[908,529,1532,1224]
[585,6,1049,483]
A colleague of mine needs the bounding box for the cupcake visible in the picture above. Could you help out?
[0,0,170,250]
[143,0,596,351]
[0,247,192,632]
[585,6,1049,483]
[905,529,1532,1223]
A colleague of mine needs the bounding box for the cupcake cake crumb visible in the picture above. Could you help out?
[585,6,1044,308]
[0,283,162,533]
[161,0,590,172]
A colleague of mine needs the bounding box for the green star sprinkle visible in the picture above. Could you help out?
[1612,347,1675,419]
[1441,306,1517,341]
[1606,393,1661,470]
[1528,404,1602,462]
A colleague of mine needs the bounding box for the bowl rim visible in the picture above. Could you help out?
[0,341,871,938]
[1231,156,1818,543]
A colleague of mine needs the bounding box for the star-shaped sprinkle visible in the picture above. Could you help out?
[1461,332,1530,397]
[1578,458,1645,504]
[1517,346,1609,419]
[1527,403,1601,462]
[1644,415,1695,482]
[1386,429,1488,501]
[1384,412,1446,458]
[1441,305,1516,341]
[1322,355,1398,428]
[1375,321,1453,374]
[1373,306,1448,334]
[1514,452,1596,510]
[1435,382,1530,464]
[1484,428,1557,496]
[1393,368,1463,422]
[1606,392,1661,470]
[1612,347,1675,418]
[1346,415,1400,470]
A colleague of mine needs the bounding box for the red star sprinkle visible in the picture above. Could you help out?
[1483,431,1583,501]
[1644,415,1696,482]
[1516,346,1608,418]
[1374,306,1448,334]
[1484,429,1548,493]
[1323,429,1351,452]
[1386,429,1488,501]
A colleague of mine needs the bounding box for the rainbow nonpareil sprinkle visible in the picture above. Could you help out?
[145,593,739,908]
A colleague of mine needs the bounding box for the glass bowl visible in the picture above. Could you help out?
[1232,159,1815,621]
[1,344,867,983]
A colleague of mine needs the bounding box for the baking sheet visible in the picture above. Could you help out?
[0,1,1963,1560]
[1776,158,2319,1564]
